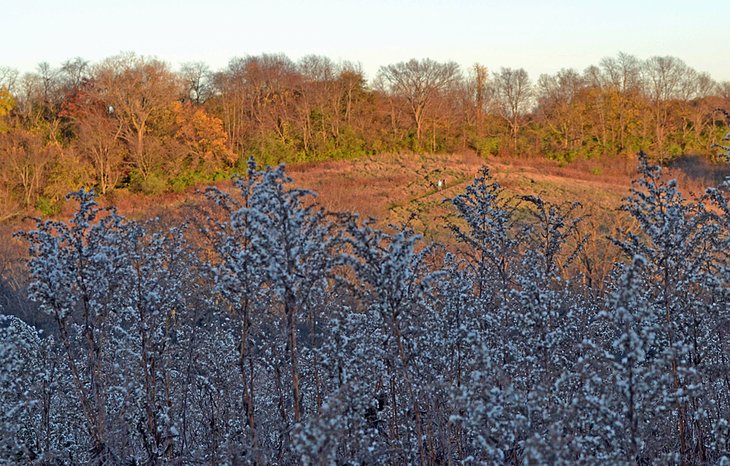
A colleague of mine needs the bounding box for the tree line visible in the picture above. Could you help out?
[1,139,729,463]
[0,52,729,219]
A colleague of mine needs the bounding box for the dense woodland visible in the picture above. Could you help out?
[0,52,729,219]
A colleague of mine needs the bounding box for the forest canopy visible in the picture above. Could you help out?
[0,52,728,219]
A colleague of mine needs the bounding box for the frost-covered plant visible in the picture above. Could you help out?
[341,218,442,463]
[5,153,729,464]
[18,190,207,464]
[0,315,72,464]
[18,190,131,463]
[518,195,587,283]
[579,256,665,463]
[448,166,520,301]
[200,158,266,457]
[609,152,728,463]
[204,159,340,461]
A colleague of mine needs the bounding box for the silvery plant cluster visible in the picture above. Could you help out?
[1,147,729,465]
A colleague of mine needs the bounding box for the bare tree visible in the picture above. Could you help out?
[718,81,730,100]
[74,109,126,195]
[467,63,489,134]
[492,67,533,153]
[642,56,691,102]
[536,68,586,153]
[93,53,180,179]
[296,55,336,153]
[0,66,19,93]
[60,57,91,91]
[600,52,642,93]
[179,61,211,104]
[36,62,60,110]
[377,58,461,145]
[212,54,299,157]
[337,62,366,127]
[0,130,54,208]
[642,56,694,160]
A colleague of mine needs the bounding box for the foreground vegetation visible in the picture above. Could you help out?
[1,142,729,463]
[1,52,729,220]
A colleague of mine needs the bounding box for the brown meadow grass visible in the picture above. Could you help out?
[2,151,726,291]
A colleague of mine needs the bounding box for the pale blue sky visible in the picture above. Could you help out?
[3,0,729,82]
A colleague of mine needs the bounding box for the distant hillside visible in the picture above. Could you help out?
[81,150,727,240]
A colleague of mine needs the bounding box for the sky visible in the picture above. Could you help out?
[3,0,730,83]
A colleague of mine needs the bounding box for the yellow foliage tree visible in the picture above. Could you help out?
[172,101,237,171]
[0,87,15,133]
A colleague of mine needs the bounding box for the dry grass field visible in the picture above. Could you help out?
[95,151,725,288]
[98,151,729,243]
[1,150,726,325]
[9,151,725,268]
